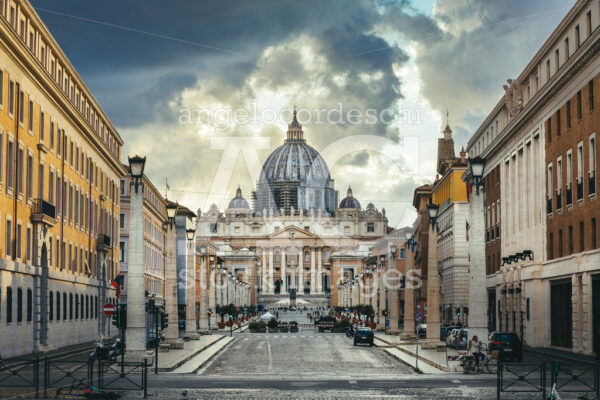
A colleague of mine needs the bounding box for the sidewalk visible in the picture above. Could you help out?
[157,335,226,372]
[171,336,235,374]
[374,334,463,373]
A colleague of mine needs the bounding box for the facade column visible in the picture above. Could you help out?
[208,265,216,329]
[299,246,304,294]
[317,248,323,293]
[401,247,416,339]
[262,249,267,294]
[423,222,443,348]
[310,248,316,293]
[164,223,183,347]
[388,260,400,334]
[281,249,286,293]
[268,249,274,294]
[185,240,198,339]
[468,184,488,346]
[124,184,146,359]
[198,255,209,333]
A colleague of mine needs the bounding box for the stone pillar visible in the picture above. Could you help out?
[124,185,146,359]
[317,249,323,293]
[164,225,183,347]
[198,255,209,333]
[208,266,217,329]
[401,248,416,339]
[468,186,488,346]
[388,261,400,334]
[310,248,316,294]
[423,222,443,348]
[262,249,267,294]
[185,241,198,339]
[268,249,274,294]
[281,249,286,293]
[299,247,304,294]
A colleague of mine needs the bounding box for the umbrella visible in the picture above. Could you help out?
[260,312,275,321]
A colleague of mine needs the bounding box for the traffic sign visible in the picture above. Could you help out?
[103,303,116,316]
[414,310,423,321]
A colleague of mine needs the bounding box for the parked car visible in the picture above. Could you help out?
[489,332,523,361]
[354,327,374,346]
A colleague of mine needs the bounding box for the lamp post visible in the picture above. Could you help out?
[467,156,488,346]
[198,246,209,333]
[124,156,148,360]
[163,200,182,347]
[423,201,443,348]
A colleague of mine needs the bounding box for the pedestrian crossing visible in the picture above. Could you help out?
[241,334,336,339]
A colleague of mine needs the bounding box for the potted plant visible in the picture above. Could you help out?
[279,322,289,332]
[289,321,299,333]
[216,306,227,329]
[268,317,279,332]
[249,320,264,333]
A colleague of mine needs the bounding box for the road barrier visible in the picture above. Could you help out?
[496,360,600,400]
[0,352,147,399]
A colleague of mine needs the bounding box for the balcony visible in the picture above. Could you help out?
[556,190,562,210]
[547,198,552,214]
[589,173,596,196]
[577,179,584,201]
[96,234,111,252]
[30,199,57,227]
[566,186,573,206]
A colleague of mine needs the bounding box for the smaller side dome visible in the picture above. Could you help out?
[228,186,250,209]
[339,186,361,209]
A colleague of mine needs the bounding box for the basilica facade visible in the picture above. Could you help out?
[196,112,390,307]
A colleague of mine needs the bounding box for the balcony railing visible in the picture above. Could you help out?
[31,199,57,226]
[566,185,573,206]
[556,191,562,210]
[577,179,584,201]
[589,173,596,196]
[547,198,552,214]
[96,234,111,252]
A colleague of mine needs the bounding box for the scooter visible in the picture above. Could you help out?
[346,328,355,338]
[108,339,123,362]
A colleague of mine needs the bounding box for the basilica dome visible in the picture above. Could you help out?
[253,110,338,215]
[339,187,361,209]
[227,187,250,210]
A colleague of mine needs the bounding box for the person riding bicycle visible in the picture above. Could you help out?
[468,335,484,373]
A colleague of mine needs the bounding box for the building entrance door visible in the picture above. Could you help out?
[593,275,600,357]
[550,280,572,349]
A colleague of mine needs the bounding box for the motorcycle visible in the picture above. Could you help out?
[108,339,124,362]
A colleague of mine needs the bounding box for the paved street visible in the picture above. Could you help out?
[199,311,412,379]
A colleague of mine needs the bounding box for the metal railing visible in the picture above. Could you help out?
[550,361,599,398]
[0,356,40,398]
[497,361,546,400]
[32,199,56,219]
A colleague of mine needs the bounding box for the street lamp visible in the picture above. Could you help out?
[166,202,178,227]
[468,156,486,194]
[427,202,439,226]
[128,155,146,193]
[186,227,196,241]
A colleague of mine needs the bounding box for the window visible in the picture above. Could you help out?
[8,80,14,115]
[28,100,33,132]
[25,153,32,200]
[5,219,11,257]
[16,223,21,259]
[55,238,60,268]
[565,37,569,59]
[567,150,573,190]
[17,147,24,195]
[588,11,592,37]
[120,213,125,229]
[556,110,561,137]
[577,91,582,120]
[17,287,22,323]
[49,170,54,202]
[580,221,585,252]
[6,287,12,323]
[18,90,23,124]
[40,111,44,142]
[593,218,597,249]
[546,59,551,81]
[367,223,375,232]
[555,49,560,71]
[0,71,3,106]
[568,225,573,254]
[566,100,571,129]
[69,293,73,320]
[26,226,31,261]
[120,241,125,262]
[577,141,584,186]
[63,292,67,320]
[547,163,553,212]
[50,122,54,149]
[51,291,55,321]
[75,294,78,319]
[56,292,61,321]
[547,117,552,144]
[558,229,563,257]
[26,288,31,322]
[576,25,581,48]
[590,80,595,111]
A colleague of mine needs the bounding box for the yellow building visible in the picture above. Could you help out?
[0,0,125,357]
[430,124,470,325]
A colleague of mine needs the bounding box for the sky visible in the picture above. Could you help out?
[31,0,575,228]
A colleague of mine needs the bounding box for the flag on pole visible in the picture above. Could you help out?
[111,276,122,300]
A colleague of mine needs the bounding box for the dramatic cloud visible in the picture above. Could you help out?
[30,0,577,227]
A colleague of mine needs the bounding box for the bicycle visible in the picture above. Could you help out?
[54,381,120,399]
[463,346,496,374]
